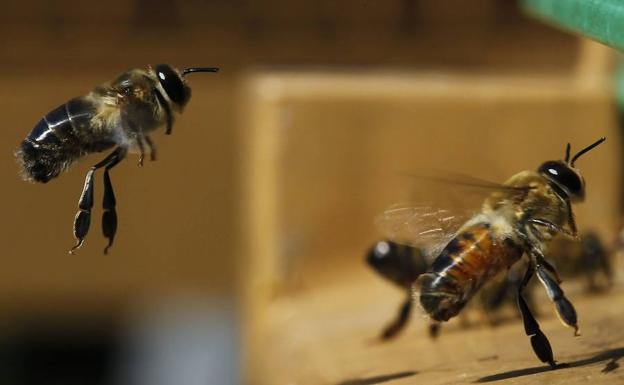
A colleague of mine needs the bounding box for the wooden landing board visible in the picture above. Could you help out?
[254,271,624,385]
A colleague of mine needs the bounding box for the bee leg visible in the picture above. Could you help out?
[523,224,564,284]
[154,89,174,135]
[144,135,157,161]
[517,264,557,368]
[101,148,127,255]
[535,266,579,336]
[428,322,441,339]
[527,218,577,239]
[601,254,614,287]
[137,136,146,167]
[565,201,578,238]
[70,148,124,254]
[530,253,562,284]
[592,243,614,288]
[518,281,538,319]
[163,102,173,135]
[380,292,412,340]
[70,169,95,254]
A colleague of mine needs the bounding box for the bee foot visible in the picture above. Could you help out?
[69,239,84,255]
[102,209,117,255]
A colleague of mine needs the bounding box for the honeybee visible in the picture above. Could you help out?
[16,64,219,254]
[377,137,605,368]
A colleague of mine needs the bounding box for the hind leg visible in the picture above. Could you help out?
[70,147,126,254]
[101,148,127,254]
[136,135,157,166]
[517,263,557,368]
[144,135,157,161]
[535,265,579,336]
[137,136,146,167]
[380,292,412,340]
[524,220,579,334]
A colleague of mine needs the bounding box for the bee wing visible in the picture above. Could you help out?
[376,204,471,260]
[376,171,532,259]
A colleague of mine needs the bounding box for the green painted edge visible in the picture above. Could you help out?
[522,0,624,51]
[615,56,624,108]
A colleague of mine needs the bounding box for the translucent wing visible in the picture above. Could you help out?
[376,203,472,260]
[376,170,532,259]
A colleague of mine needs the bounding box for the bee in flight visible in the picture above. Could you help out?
[16,64,219,254]
[377,137,605,368]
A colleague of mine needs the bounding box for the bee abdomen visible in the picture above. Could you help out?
[419,273,465,322]
[16,98,108,183]
[419,223,522,322]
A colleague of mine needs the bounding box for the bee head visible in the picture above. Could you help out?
[366,240,396,267]
[366,240,404,283]
[154,64,219,109]
[538,137,605,202]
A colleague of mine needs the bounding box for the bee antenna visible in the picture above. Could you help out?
[564,143,571,163]
[570,137,606,167]
[182,67,220,76]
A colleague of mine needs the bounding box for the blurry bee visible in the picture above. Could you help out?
[548,231,613,292]
[365,240,439,339]
[16,64,219,254]
[378,137,605,368]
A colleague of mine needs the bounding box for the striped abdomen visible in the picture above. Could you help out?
[16,98,115,183]
[419,222,523,322]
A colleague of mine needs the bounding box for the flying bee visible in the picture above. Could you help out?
[377,137,606,368]
[16,64,219,254]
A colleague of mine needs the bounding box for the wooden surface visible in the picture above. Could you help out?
[255,269,624,385]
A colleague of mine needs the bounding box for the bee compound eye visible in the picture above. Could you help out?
[538,161,583,198]
[155,64,189,106]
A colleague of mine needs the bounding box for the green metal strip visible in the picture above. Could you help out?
[522,0,624,51]
[616,56,624,108]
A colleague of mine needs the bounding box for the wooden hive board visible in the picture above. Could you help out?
[240,42,622,384]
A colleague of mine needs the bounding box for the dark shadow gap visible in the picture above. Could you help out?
[475,347,624,382]
[336,370,417,385]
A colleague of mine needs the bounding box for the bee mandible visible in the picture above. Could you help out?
[16,64,219,254]
[378,137,605,367]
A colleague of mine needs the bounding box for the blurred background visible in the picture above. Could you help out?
[1,1,623,384]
